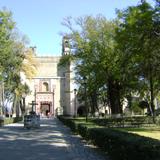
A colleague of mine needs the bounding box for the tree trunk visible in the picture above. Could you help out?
[149,64,155,125]
[13,95,17,117]
[90,91,98,115]
[149,64,155,116]
[108,78,122,114]
[13,94,20,117]
[19,98,25,115]
[16,101,20,117]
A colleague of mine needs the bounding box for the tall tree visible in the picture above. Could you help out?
[0,9,15,80]
[115,1,160,115]
[0,9,37,116]
[61,15,123,114]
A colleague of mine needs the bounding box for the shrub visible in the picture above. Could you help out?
[90,116,154,127]
[0,119,4,126]
[58,116,160,160]
[57,116,78,132]
[89,128,160,160]
[77,123,89,139]
[0,117,22,126]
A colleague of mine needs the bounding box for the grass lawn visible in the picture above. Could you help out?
[118,127,160,140]
[72,117,160,140]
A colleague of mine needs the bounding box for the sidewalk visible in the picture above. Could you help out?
[0,118,109,160]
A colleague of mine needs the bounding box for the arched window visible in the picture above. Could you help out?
[42,82,49,92]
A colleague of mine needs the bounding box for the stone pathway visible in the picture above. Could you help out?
[0,118,109,160]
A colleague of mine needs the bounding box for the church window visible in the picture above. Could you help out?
[43,82,49,92]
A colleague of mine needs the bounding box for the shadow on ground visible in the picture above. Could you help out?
[0,119,72,160]
[0,118,107,160]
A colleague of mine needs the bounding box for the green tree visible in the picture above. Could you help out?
[61,15,123,114]
[0,9,37,116]
[115,1,160,115]
[0,9,15,80]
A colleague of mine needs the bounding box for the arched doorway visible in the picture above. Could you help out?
[40,101,52,116]
[77,106,86,116]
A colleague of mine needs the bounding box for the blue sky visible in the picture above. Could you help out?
[0,0,154,56]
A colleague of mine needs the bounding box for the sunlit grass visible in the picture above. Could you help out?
[73,117,160,140]
[118,127,160,140]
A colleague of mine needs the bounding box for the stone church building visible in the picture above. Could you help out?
[24,37,76,116]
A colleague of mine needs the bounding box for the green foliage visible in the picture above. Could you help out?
[89,127,160,160]
[62,15,123,114]
[57,116,78,132]
[61,2,160,116]
[0,8,36,116]
[131,101,142,114]
[58,54,73,66]
[0,117,22,126]
[115,1,160,113]
[60,1,160,116]
[77,124,89,138]
[155,116,160,125]
[90,116,154,127]
[58,116,160,160]
[0,9,15,79]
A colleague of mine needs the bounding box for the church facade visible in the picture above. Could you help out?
[24,37,76,116]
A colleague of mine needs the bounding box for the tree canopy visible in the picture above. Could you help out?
[0,8,37,115]
[60,0,160,115]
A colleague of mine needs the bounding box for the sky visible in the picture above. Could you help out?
[0,0,154,56]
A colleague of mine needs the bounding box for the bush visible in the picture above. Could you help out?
[89,128,160,160]
[0,117,22,126]
[58,116,160,160]
[90,116,154,127]
[58,115,79,132]
[131,101,142,114]
[155,116,160,125]
[0,119,4,126]
[77,123,89,139]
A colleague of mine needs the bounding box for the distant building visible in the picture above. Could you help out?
[24,37,76,116]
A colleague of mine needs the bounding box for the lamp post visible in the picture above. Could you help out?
[74,89,77,117]
[83,76,88,122]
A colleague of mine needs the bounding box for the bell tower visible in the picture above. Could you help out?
[62,36,70,55]
[61,36,75,115]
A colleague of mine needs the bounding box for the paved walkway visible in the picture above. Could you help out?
[0,118,109,160]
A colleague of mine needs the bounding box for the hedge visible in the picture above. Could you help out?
[89,128,160,160]
[58,116,160,160]
[89,116,155,128]
[0,117,23,126]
